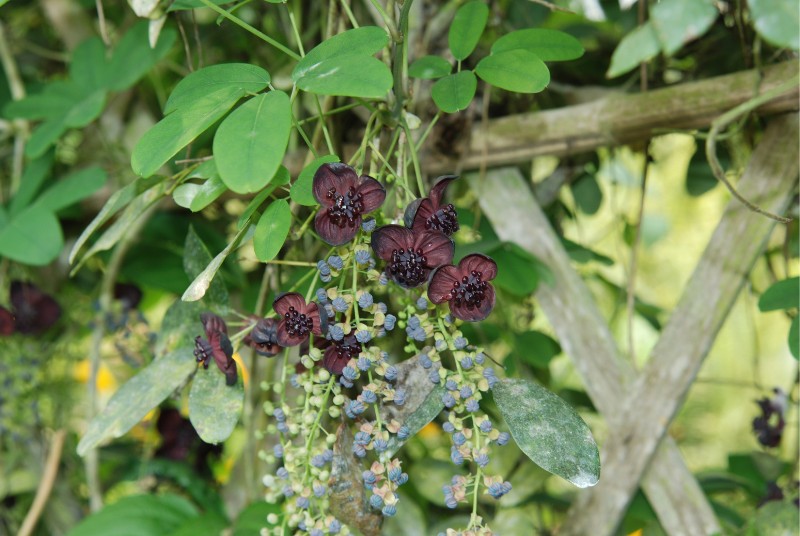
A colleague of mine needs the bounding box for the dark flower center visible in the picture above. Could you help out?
[327,186,364,228]
[333,338,362,362]
[448,270,488,309]
[389,248,428,287]
[194,336,213,367]
[425,203,459,236]
[284,306,313,338]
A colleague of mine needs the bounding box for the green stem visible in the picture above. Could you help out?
[403,121,425,196]
[390,0,413,120]
[368,0,400,41]
[314,96,336,155]
[415,112,441,152]
[339,0,360,27]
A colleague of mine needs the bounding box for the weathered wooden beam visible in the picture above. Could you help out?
[561,113,800,536]
[429,61,798,173]
[468,168,720,535]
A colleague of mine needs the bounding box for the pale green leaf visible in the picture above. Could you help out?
[291,154,339,206]
[431,71,477,113]
[749,0,800,50]
[70,37,110,91]
[182,223,251,302]
[104,22,177,92]
[33,166,107,212]
[184,226,229,307]
[650,0,718,55]
[448,1,489,60]
[295,55,392,99]
[0,204,62,266]
[607,22,661,78]
[66,494,198,536]
[253,199,291,263]
[408,55,452,79]
[292,26,388,81]
[475,49,550,93]
[26,90,107,158]
[491,28,584,61]
[9,151,54,216]
[165,63,270,114]
[188,363,244,444]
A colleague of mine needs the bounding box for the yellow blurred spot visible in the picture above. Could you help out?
[627,530,643,536]
[74,360,117,392]
[419,422,441,439]
[233,352,249,387]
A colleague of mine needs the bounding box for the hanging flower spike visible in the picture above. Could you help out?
[9,281,61,334]
[245,317,280,357]
[313,163,386,246]
[322,334,363,375]
[273,292,326,347]
[405,175,460,236]
[371,225,455,288]
[195,312,237,386]
[428,254,497,321]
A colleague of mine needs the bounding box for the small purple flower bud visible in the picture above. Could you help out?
[310,528,323,536]
[332,297,348,312]
[396,473,409,485]
[388,467,402,482]
[378,273,389,286]
[445,379,458,391]
[327,255,344,270]
[435,338,447,351]
[445,496,458,509]
[277,422,289,433]
[354,431,371,445]
[357,356,371,371]
[479,420,493,433]
[282,485,294,497]
[484,367,498,388]
[475,352,486,364]
[416,297,428,309]
[324,304,335,318]
[355,330,372,343]
[317,260,331,276]
[322,449,334,462]
[273,408,286,421]
[328,519,342,534]
[369,494,383,509]
[329,324,345,341]
[466,399,480,412]
[488,482,505,498]
[343,366,359,381]
[394,389,406,406]
[363,470,378,486]
[442,392,456,408]
[376,302,388,314]
[428,370,441,384]
[497,432,511,446]
[277,467,289,479]
[384,365,398,381]
[339,376,354,388]
[407,326,426,341]
[355,250,371,265]
[384,314,396,330]
[290,374,301,388]
[373,438,388,452]
[296,496,310,509]
[361,217,377,232]
[419,353,432,369]
[313,484,326,497]
[346,400,366,418]
[460,356,473,369]
[442,422,455,434]
[453,336,468,349]
[316,288,329,303]
[353,444,367,458]
[361,389,378,404]
[450,446,464,465]
[442,484,453,497]
[459,386,473,398]
[321,273,332,283]
[397,426,410,440]
[381,504,397,517]
[311,454,326,468]
[476,453,490,467]
[453,432,466,446]
[273,444,284,458]
[408,315,421,329]
[358,292,374,309]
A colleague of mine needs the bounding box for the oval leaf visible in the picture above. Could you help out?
[493,378,600,488]
[789,316,799,360]
[291,154,340,206]
[492,28,584,61]
[182,223,251,302]
[184,226,229,307]
[650,0,718,56]
[34,166,107,212]
[431,71,477,114]
[409,55,452,79]
[749,0,799,50]
[448,1,489,60]
[253,199,292,263]
[77,348,197,456]
[165,63,270,114]
[239,166,291,229]
[476,49,550,93]
[0,204,63,266]
[292,26,388,81]
[607,22,661,78]
[188,362,244,444]
[214,91,292,194]
[759,277,799,312]
[295,55,392,99]
[66,494,198,536]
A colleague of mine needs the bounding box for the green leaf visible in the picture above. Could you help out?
[292,26,388,81]
[188,363,244,444]
[514,331,561,369]
[650,0,718,55]
[749,0,800,50]
[214,91,292,194]
[168,0,230,11]
[448,1,489,60]
[9,151,54,216]
[104,22,177,92]
[70,37,110,91]
[758,277,799,311]
[77,348,197,456]
[33,166,106,212]
[239,166,291,228]
[291,155,340,206]
[571,173,603,215]
[26,89,107,158]
[483,242,546,296]
[165,64,270,115]
[253,199,291,263]
[184,226,229,307]
[607,22,661,78]
[182,223,251,302]
[493,378,600,488]
[233,502,281,536]
[492,28,584,61]
[66,494,198,536]
[3,80,82,121]
[156,298,203,356]
[295,55,392,99]
[744,500,800,536]
[175,177,227,212]
[408,55,452,79]
[170,512,229,536]
[475,49,550,93]
[0,203,62,266]
[431,71,477,113]
[789,316,799,360]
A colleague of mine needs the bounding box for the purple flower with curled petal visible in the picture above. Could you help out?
[313,163,386,246]
[323,335,363,375]
[273,292,325,347]
[404,175,460,236]
[371,225,454,289]
[244,317,280,357]
[194,313,237,386]
[428,254,497,322]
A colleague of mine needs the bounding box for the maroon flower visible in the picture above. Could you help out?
[9,281,61,334]
[371,225,454,288]
[428,254,497,321]
[313,163,386,246]
[322,335,362,375]
[194,313,237,386]
[245,317,280,357]
[0,307,14,336]
[273,292,326,347]
[752,389,786,448]
[405,175,460,236]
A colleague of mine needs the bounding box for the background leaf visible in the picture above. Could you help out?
[104,22,176,92]
[431,71,477,113]
[291,155,340,206]
[789,316,799,360]
[408,55,452,79]
[253,199,292,263]
[513,331,561,369]
[650,0,718,55]
[188,363,244,444]
[758,277,799,311]
[182,223,251,302]
[33,166,106,212]
[66,494,198,536]
[184,226,229,307]
[448,1,489,60]
[0,204,62,265]
[165,64,270,114]
[747,0,799,50]
[475,49,550,93]
[292,26,388,81]
[294,55,392,99]
[607,23,661,78]
[493,378,600,488]
[214,91,292,194]
[492,28,584,61]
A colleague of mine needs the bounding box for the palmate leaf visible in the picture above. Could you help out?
[431,71,476,113]
[493,378,600,488]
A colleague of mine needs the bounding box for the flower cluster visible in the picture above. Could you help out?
[752,388,787,448]
[0,281,61,336]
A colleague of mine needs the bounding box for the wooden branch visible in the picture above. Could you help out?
[467,169,720,535]
[428,61,798,173]
[561,113,800,536]
[18,429,67,536]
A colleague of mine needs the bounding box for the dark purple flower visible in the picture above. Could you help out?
[313,163,386,246]
[371,225,454,288]
[428,254,497,322]
[322,335,363,375]
[273,292,326,347]
[9,281,61,334]
[0,307,14,336]
[405,175,459,236]
[245,317,280,357]
[194,313,237,386]
[752,389,786,448]
[114,283,143,310]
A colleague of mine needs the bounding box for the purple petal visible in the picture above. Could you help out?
[201,312,228,336]
[356,176,386,214]
[415,230,454,268]
[0,307,14,336]
[428,175,458,206]
[410,199,436,233]
[449,284,495,322]
[276,321,307,347]
[427,265,460,304]
[403,198,423,228]
[312,163,358,206]
[371,225,414,261]
[323,346,347,375]
[273,292,307,317]
[460,254,497,281]
[315,210,359,246]
[305,302,325,336]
